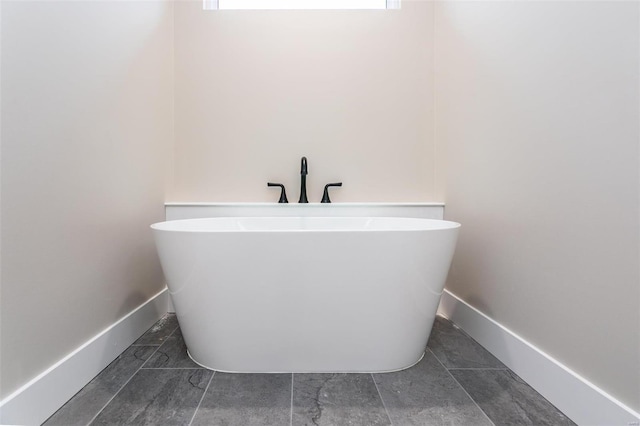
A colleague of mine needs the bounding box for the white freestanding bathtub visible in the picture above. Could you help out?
[151,216,460,373]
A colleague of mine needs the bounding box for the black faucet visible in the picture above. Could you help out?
[321,182,342,203]
[267,182,288,203]
[299,157,308,203]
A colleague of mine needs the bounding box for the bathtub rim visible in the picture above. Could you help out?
[150,216,461,233]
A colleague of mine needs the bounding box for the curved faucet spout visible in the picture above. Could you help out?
[299,157,308,203]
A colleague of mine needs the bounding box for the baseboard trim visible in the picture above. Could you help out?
[0,288,169,426]
[437,290,640,426]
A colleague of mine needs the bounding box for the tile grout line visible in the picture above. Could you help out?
[129,314,178,347]
[371,372,395,426]
[84,325,181,426]
[442,316,507,367]
[426,348,496,426]
[447,368,509,370]
[141,367,207,370]
[290,373,294,426]
[187,370,215,426]
[431,317,506,370]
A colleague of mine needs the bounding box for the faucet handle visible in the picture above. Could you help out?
[267,183,288,203]
[321,182,342,203]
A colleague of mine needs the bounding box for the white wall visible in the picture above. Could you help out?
[0,0,4,396]
[436,0,640,413]
[2,0,638,419]
[0,1,173,401]
[172,1,435,203]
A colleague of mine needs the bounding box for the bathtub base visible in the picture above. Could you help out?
[186,349,427,374]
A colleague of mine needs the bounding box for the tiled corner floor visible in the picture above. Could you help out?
[44,314,575,426]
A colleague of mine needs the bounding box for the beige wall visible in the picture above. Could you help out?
[436,1,640,412]
[172,1,435,203]
[0,1,173,399]
[2,0,638,416]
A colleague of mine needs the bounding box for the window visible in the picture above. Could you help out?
[204,0,400,10]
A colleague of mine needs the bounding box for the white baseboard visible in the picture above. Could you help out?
[0,288,169,426]
[437,290,640,426]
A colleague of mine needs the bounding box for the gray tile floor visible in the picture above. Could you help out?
[44,314,575,426]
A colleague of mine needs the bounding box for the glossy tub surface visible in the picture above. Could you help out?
[151,216,460,373]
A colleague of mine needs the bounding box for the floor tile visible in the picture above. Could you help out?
[91,368,213,426]
[374,351,493,426]
[133,314,179,346]
[451,369,575,426]
[142,328,201,369]
[46,313,576,426]
[44,345,157,426]
[292,373,391,426]
[428,316,505,369]
[191,373,291,426]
